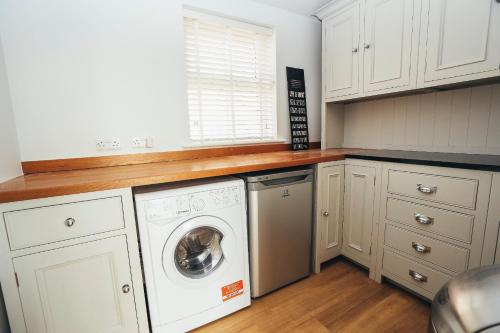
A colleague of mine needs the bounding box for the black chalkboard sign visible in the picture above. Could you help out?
[286,67,309,150]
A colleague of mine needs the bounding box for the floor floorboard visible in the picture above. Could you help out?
[192,258,430,333]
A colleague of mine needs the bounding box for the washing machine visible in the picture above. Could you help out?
[134,177,251,332]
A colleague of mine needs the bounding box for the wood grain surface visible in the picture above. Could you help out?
[21,142,321,174]
[0,148,359,203]
[193,258,430,333]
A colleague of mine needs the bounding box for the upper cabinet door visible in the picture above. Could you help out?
[323,3,361,99]
[363,0,418,92]
[420,0,500,85]
[13,236,139,333]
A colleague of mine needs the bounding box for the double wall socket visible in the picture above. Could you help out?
[96,138,121,150]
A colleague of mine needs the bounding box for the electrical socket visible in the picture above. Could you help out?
[96,138,121,150]
[132,137,153,148]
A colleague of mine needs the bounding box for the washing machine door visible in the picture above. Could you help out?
[163,215,237,286]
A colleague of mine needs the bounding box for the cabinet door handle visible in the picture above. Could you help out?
[122,284,131,294]
[352,47,358,53]
[412,242,431,253]
[416,184,437,194]
[65,217,76,227]
[414,213,434,225]
[409,270,428,283]
[323,211,329,217]
[364,43,371,49]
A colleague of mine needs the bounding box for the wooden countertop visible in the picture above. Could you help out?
[0,149,359,204]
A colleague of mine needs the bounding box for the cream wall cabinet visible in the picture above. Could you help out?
[418,0,500,87]
[318,0,420,102]
[323,1,361,99]
[363,0,419,93]
[375,163,492,299]
[314,161,345,273]
[317,0,500,102]
[482,173,500,265]
[0,189,149,333]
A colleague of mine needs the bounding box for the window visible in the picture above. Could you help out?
[184,10,277,145]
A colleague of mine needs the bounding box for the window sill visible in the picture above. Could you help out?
[183,138,287,149]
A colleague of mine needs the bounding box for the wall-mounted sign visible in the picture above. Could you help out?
[286,67,309,150]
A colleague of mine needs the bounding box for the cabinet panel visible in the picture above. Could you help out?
[343,164,376,266]
[4,196,124,250]
[422,0,500,84]
[323,3,360,99]
[363,0,416,92]
[13,236,138,333]
[482,173,500,265]
[319,165,345,262]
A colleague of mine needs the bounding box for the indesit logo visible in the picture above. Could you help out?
[282,188,290,198]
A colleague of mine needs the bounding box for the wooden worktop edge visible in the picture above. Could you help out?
[22,142,321,174]
[1,150,344,204]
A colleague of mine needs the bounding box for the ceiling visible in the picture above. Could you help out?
[251,0,332,17]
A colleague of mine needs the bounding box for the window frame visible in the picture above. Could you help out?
[182,7,279,147]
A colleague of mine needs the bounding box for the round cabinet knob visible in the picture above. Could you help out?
[65,217,76,227]
[323,212,329,217]
[352,47,358,53]
[122,284,130,294]
[364,43,371,49]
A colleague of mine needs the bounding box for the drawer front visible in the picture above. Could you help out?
[386,198,474,243]
[384,224,469,273]
[382,249,451,296]
[387,170,478,209]
[4,197,125,250]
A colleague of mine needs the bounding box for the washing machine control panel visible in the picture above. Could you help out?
[145,186,241,221]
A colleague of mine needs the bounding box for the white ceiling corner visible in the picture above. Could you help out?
[251,0,332,17]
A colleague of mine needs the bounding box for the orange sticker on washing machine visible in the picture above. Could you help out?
[221,280,244,302]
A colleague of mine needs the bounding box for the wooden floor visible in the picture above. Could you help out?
[193,258,430,333]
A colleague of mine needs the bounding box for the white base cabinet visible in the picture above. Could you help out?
[482,173,500,265]
[314,159,381,278]
[375,163,492,299]
[314,161,345,273]
[342,160,382,279]
[0,189,149,333]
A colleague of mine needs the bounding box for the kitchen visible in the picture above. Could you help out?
[0,0,499,332]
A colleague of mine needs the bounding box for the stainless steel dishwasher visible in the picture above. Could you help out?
[240,167,313,298]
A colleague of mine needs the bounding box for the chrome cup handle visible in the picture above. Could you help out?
[414,213,434,225]
[412,242,431,254]
[417,184,437,194]
[409,270,428,283]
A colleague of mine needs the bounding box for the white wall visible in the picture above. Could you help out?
[343,84,500,155]
[0,38,16,333]
[0,0,321,161]
[0,37,21,183]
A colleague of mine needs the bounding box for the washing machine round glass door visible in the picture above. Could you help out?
[175,226,224,278]
[163,215,237,285]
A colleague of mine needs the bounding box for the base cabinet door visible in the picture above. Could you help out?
[342,164,376,267]
[363,0,417,92]
[483,173,500,265]
[318,164,345,264]
[420,0,500,85]
[323,2,361,99]
[13,236,139,333]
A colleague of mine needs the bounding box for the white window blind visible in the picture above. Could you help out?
[184,11,277,145]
